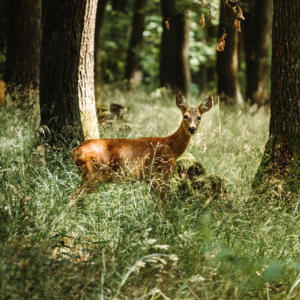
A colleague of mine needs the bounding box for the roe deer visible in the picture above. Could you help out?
[69,92,212,208]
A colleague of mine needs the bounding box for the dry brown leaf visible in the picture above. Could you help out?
[236,6,245,20]
[216,32,227,52]
[216,40,225,51]
[234,19,241,32]
[232,6,237,14]
[165,20,170,30]
[199,13,205,28]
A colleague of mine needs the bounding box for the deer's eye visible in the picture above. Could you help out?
[198,116,201,121]
[184,115,188,120]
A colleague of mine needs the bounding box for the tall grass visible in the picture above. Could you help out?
[1,87,300,299]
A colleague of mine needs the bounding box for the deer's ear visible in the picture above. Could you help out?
[199,95,213,114]
[176,92,188,112]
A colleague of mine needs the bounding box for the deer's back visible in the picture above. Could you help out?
[72,137,176,180]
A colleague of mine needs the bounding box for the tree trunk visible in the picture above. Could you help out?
[125,0,147,87]
[79,0,100,140]
[216,1,243,104]
[160,0,190,96]
[206,24,217,87]
[112,0,129,11]
[94,0,108,83]
[4,0,41,94]
[253,1,300,196]
[197,23,217,92]
[40,0,99,146]
[0,0,8,77]
[245,0,272,106]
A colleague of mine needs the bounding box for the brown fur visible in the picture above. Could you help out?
[0,80,6,106]
[69,92,212,208]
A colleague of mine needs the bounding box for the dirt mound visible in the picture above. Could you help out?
[171,160,226,201]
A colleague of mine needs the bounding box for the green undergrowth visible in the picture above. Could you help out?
[1,87,300,299]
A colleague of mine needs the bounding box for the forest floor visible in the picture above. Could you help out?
[1,87,300,299]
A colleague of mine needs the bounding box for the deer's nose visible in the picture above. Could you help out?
[188,126,197,135]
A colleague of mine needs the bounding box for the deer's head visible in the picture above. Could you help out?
[176,92,212,136]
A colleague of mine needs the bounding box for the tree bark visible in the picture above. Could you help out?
[0,0,8,77]
[197,23,217,92]
[112,0,129,11]
[160,0,190,96]
[4,0,41,93]
[40,0,99,146]
[125,0,148,87]
[216,1,243,104]
[253,0,300,196]
[245,0,272,106]
[79,0,100,140]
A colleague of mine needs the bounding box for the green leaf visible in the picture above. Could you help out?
[264,261,284,282]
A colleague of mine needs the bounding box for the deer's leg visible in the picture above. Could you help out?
[160,160,177,200]
[150,164,175,201]
[149,178,171,210]
[69,173,103,208]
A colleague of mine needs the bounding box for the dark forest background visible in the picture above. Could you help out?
[0,0,272,106]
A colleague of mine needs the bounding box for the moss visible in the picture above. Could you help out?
[176,153,196,173]
[187,162,206,178]
[177,178,194,198]
[207,175,223,195]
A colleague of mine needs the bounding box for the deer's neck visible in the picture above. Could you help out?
[167,121,191,158]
